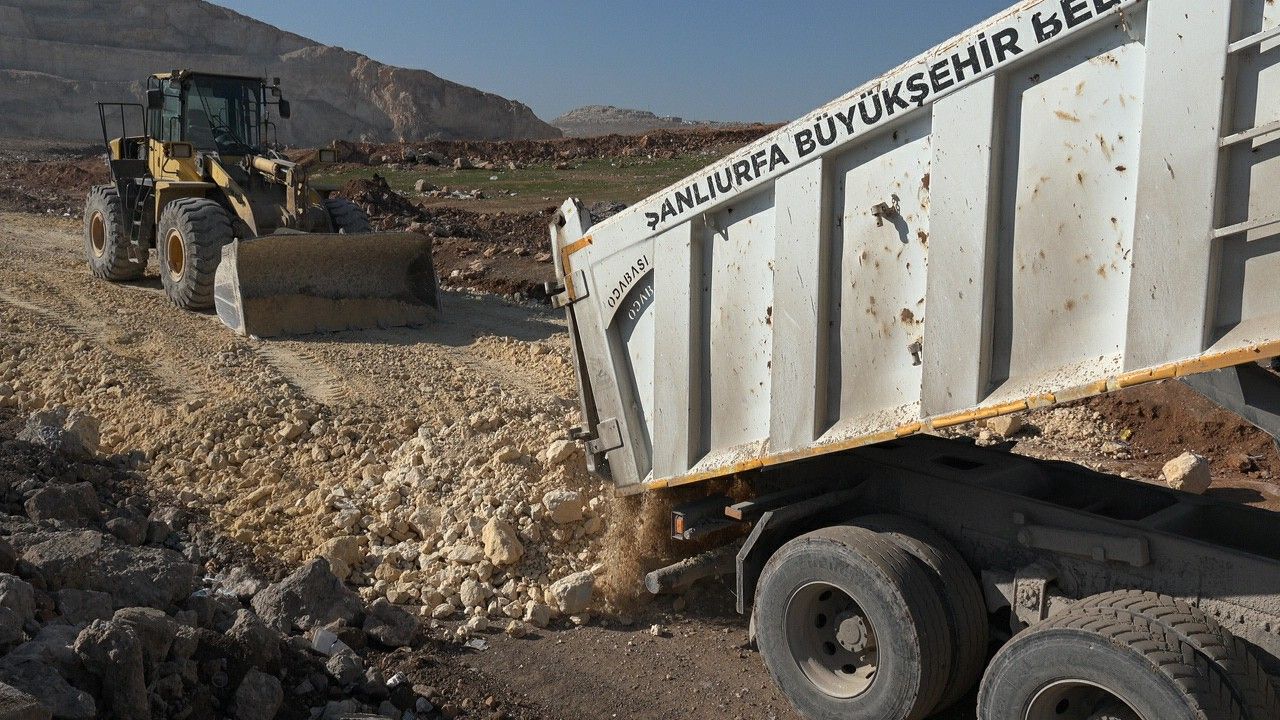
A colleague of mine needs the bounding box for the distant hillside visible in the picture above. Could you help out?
[0,0,561,145]
[553,105,746,138]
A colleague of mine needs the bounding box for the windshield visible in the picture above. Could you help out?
[185,76,262,154]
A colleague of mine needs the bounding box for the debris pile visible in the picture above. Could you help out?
[0,407,465,720]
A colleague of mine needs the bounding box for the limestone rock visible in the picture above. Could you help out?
[985,414,1025,438]
[316,536,363,582]
[542,490,584,524]
[548,571,594,615]
[480,519,522,566]
[1163,452,1211,495]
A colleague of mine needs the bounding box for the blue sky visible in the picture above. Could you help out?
[211,1,1011,123]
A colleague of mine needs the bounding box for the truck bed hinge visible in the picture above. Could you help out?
[581,417,623,455]
[546,270,588,309]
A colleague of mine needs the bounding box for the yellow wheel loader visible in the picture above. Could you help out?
[86,70,439,337]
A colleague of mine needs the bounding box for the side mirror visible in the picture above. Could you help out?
[277,99,291,119]
[146,89,164,110]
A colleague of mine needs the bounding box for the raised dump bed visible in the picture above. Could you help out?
[551,0,1280,494]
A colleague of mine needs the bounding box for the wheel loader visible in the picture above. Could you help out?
[85,70,439,337]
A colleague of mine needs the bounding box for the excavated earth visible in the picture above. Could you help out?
[3,130,1280,718]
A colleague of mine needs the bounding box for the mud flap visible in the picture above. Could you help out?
[214,230,439,337]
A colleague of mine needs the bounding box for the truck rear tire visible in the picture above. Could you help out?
[1072,590,1279,720]
[848,515,989,712]
[977,598,1248,720]
[754,525,952,720]
[324,197,372,233]
[84,185,144,281]
[157,198,232,310]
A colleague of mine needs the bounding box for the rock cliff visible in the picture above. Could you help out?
[0,0,561,145]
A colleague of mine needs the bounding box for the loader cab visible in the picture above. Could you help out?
[146,72,280,158]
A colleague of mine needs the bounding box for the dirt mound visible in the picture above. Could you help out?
[327,125,779,169]
[0,156,107,215]
[332,174,558,297]
[1085,381,1280,474]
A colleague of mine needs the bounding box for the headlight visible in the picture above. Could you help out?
[167,142,194,159]
[318,148,336,163]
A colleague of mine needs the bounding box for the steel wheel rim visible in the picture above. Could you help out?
[784,581,878,699]
[165,229,186,281]
[1026,680,1144,720]
[90,212,106,257]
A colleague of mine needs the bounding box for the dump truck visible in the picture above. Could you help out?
[550,0,1280,718]
[86,70,439,337]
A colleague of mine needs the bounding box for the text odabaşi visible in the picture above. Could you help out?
[643,0,1123,232]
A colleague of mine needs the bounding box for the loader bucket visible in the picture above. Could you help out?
[213,230,439,337]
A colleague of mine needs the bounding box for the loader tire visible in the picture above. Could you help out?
[754,525,952,720]
[848,515,989,713]
[84,185,144,281]
[324,197,372,233]
[157,198,232,310]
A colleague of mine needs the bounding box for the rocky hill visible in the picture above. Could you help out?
[0,0,560,145]
[552,105,736,137]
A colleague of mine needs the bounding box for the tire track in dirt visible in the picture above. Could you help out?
[252,343,355,406]
[0,287,207,404]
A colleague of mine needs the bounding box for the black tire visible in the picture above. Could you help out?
[157,197,232,310]
[848,515,989,712]
[1073,590,1279,720]
[83,185,144,281]
[324,197,372,233]
[754,525,952,720]
[978,599,1248,720]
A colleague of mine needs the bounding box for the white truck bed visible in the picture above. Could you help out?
[551,0,1280,493]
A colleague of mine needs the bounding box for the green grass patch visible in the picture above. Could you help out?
[312,152,733,209]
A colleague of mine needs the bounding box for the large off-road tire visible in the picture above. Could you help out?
[324,197,372,233]
[157,198,232,310]
[848,515,989,712]
[978,592,1253,720]
[1073,590,1280,720]
[754,525,952,720]
[83,185,144,281]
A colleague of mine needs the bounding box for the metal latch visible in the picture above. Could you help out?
[583,418,624,455]
[871,194,901,227]
[548,270,589,308]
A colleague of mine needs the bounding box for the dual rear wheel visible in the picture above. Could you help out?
[757,519,1276,720]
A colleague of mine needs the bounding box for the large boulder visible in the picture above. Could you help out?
[250,559,362,633]
[225,609,281,671]
[24,483,100,525]
[0,657,94,720]
[17,530,197,609]
[72,620,148,720]
[0,681,49,720]
[111,608,178,678]
[315,536,363,582]
[548,570,595,615]
[542,490,584,524]
[0,575,34,626]
[362,599,417,648]
[53,589,112,625]
[16,410,98,460]
[233,669,283,720]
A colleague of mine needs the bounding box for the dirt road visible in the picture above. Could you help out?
[0,211,829,719]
